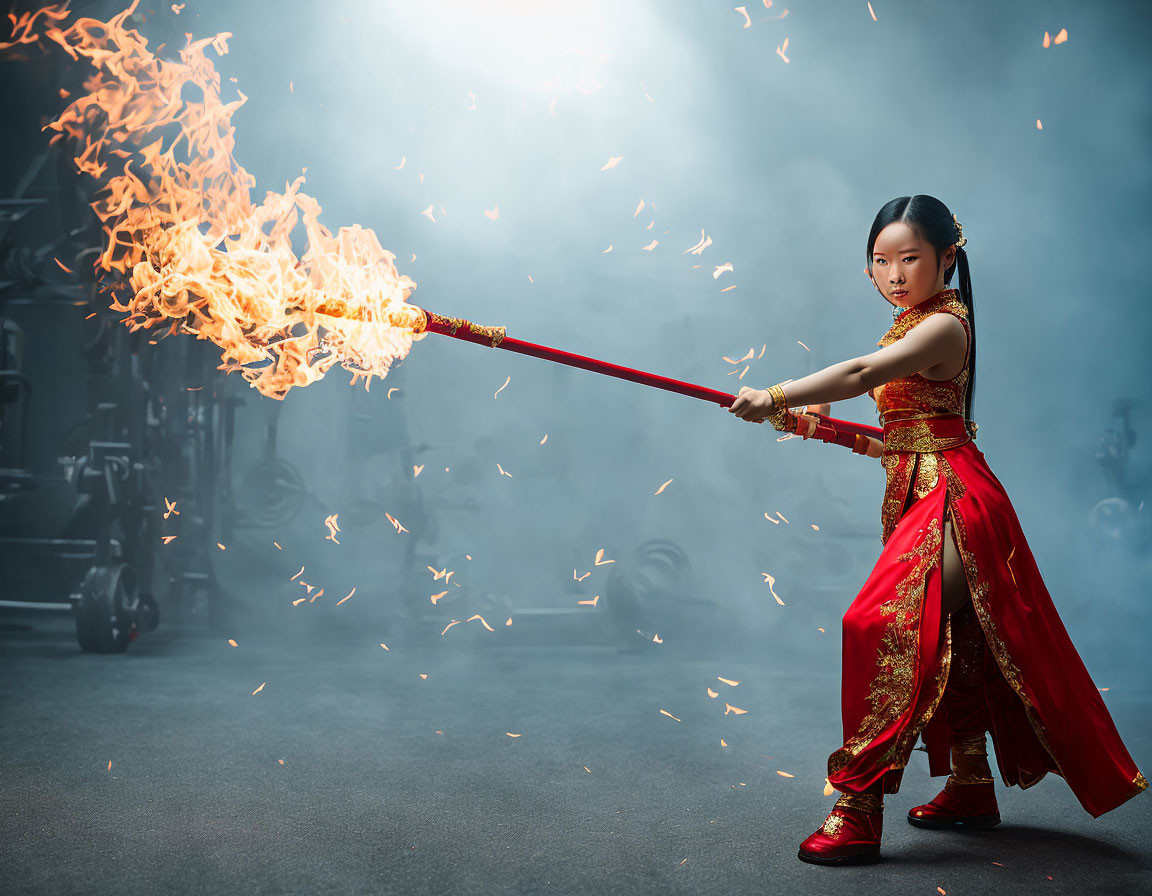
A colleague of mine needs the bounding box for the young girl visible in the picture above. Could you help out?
[727,195,1147,865]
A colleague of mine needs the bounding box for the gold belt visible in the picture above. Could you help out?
[882,412,973,453]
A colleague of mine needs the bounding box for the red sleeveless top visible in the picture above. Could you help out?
[867,288,976,543]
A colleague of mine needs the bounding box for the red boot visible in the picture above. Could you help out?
[798,792,883,865]
[908,733,1000,829]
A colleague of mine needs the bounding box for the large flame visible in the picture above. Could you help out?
[2,1,427,399]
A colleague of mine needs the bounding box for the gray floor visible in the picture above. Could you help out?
[1,614,1149,896]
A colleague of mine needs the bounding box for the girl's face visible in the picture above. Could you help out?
[868,221,956,310]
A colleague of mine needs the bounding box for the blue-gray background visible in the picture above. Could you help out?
[11,0,1152,676]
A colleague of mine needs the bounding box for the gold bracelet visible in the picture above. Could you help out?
[765,383,794,433]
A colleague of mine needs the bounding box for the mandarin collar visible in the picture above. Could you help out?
[892,288,960,324]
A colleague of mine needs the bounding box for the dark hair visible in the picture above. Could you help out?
[866,195,975,429]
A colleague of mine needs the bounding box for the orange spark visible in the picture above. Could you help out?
[1036,119,1043,130]
[734,6,751,28]
[720,285,737,293]
[161,535,177,544]
[413,464,424,477]
[496,463,511,477]
[387,387,398,398]
[385,512,408,533]
[713,262,733,279]
[634,198,645,217]
[762,572,785,605]
[660,709,681,721]
[540,433,548,444]
[494,375,510,398]
[54,256,73,273]
[252,682,265,695]
[654,478,673,495]
[824,778,835,795]
[1054,27,1067,44]
[394,155,406,169]
[468,614,495,631]
[867,2,876,21]
[717,677,739,686]
[323,513,341,543]
[602,244,613,253]
[776,36,790,62]
[163,497,179,519]
[483,202,499,220]
[574,569,591,582]
[724,703,747,715]
[291,565,304,581]
[684,229,713,255]
[594,548,614,566]
[217,542,226,550]
[337,587,356,605]
[777,771,794,778]
[600,155,623,171]
[642,240,659,251]
[577,595,599,606]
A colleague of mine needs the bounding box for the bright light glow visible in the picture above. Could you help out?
[377,0,634,95]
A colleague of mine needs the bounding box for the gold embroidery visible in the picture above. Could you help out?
[948,500,1069,790]
[880,453,916,544]
[952,733,989,756]
[829,519,944,777]
[872,289,975,437]
[877,289,966,348]
[884,420,971,453]
[821,813,845,837]
[891,604,952,770]
[1135,772,1148,791]
[912,452,940,503]
[834,792,884,814]
[938,455,968,503]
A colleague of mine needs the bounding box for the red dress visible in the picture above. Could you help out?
[823,287,1148,818]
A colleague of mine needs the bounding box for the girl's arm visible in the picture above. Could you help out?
[728,313,967,421]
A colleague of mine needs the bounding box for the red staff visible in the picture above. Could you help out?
[413,308,884,459]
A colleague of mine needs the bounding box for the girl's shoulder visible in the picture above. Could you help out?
[878,291,968,347]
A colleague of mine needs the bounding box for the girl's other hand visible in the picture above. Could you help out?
[728,386,774,423]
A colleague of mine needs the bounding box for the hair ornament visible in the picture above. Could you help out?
[952,213,967,248]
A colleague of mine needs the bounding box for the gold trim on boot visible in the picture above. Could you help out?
[949,734,995,785]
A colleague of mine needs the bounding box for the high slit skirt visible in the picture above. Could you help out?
[825,440,1147,818]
